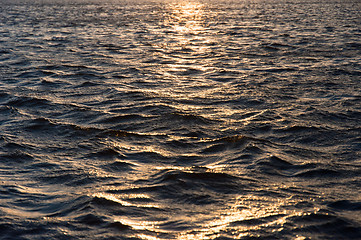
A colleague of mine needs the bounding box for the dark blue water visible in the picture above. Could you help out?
[0,0,360,239]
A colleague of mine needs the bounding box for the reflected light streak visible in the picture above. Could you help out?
[108,192,311,240]
[93,192,159,209]
[165,0,207,50]
[176,194,314,240]
[94,167,315,240]
[107,138,172,159]
[168,1,205,33]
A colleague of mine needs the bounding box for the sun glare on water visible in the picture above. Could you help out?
[170,1,205,32]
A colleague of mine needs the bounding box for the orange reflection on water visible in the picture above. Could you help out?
[94,166,315,240]
[163,0,209,59]
[167,1,206,34]
[176,192,312,240]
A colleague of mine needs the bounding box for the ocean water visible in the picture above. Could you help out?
[0,0,360,239]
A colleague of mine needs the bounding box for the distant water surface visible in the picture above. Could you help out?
[0,0,360,239]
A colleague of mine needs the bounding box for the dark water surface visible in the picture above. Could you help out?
[0,0,360,239]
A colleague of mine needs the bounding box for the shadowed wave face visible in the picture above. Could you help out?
[0,0,360,239]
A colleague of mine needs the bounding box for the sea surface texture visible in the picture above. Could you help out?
[0,0,360,239]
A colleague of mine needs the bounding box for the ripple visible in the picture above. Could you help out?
[0,0,360,239]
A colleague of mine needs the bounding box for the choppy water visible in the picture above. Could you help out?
[0,0,360,239]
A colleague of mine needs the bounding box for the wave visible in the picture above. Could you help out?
[1,0,360,239]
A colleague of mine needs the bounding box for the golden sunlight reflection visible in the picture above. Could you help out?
[93,192,159,209]
[97,168,317,240]
[106,191,313,240]
[106,137,172,159]
[167,1,206,34]
[176,194,313,240]
[159,0,210,59]
[114,217,160,231]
